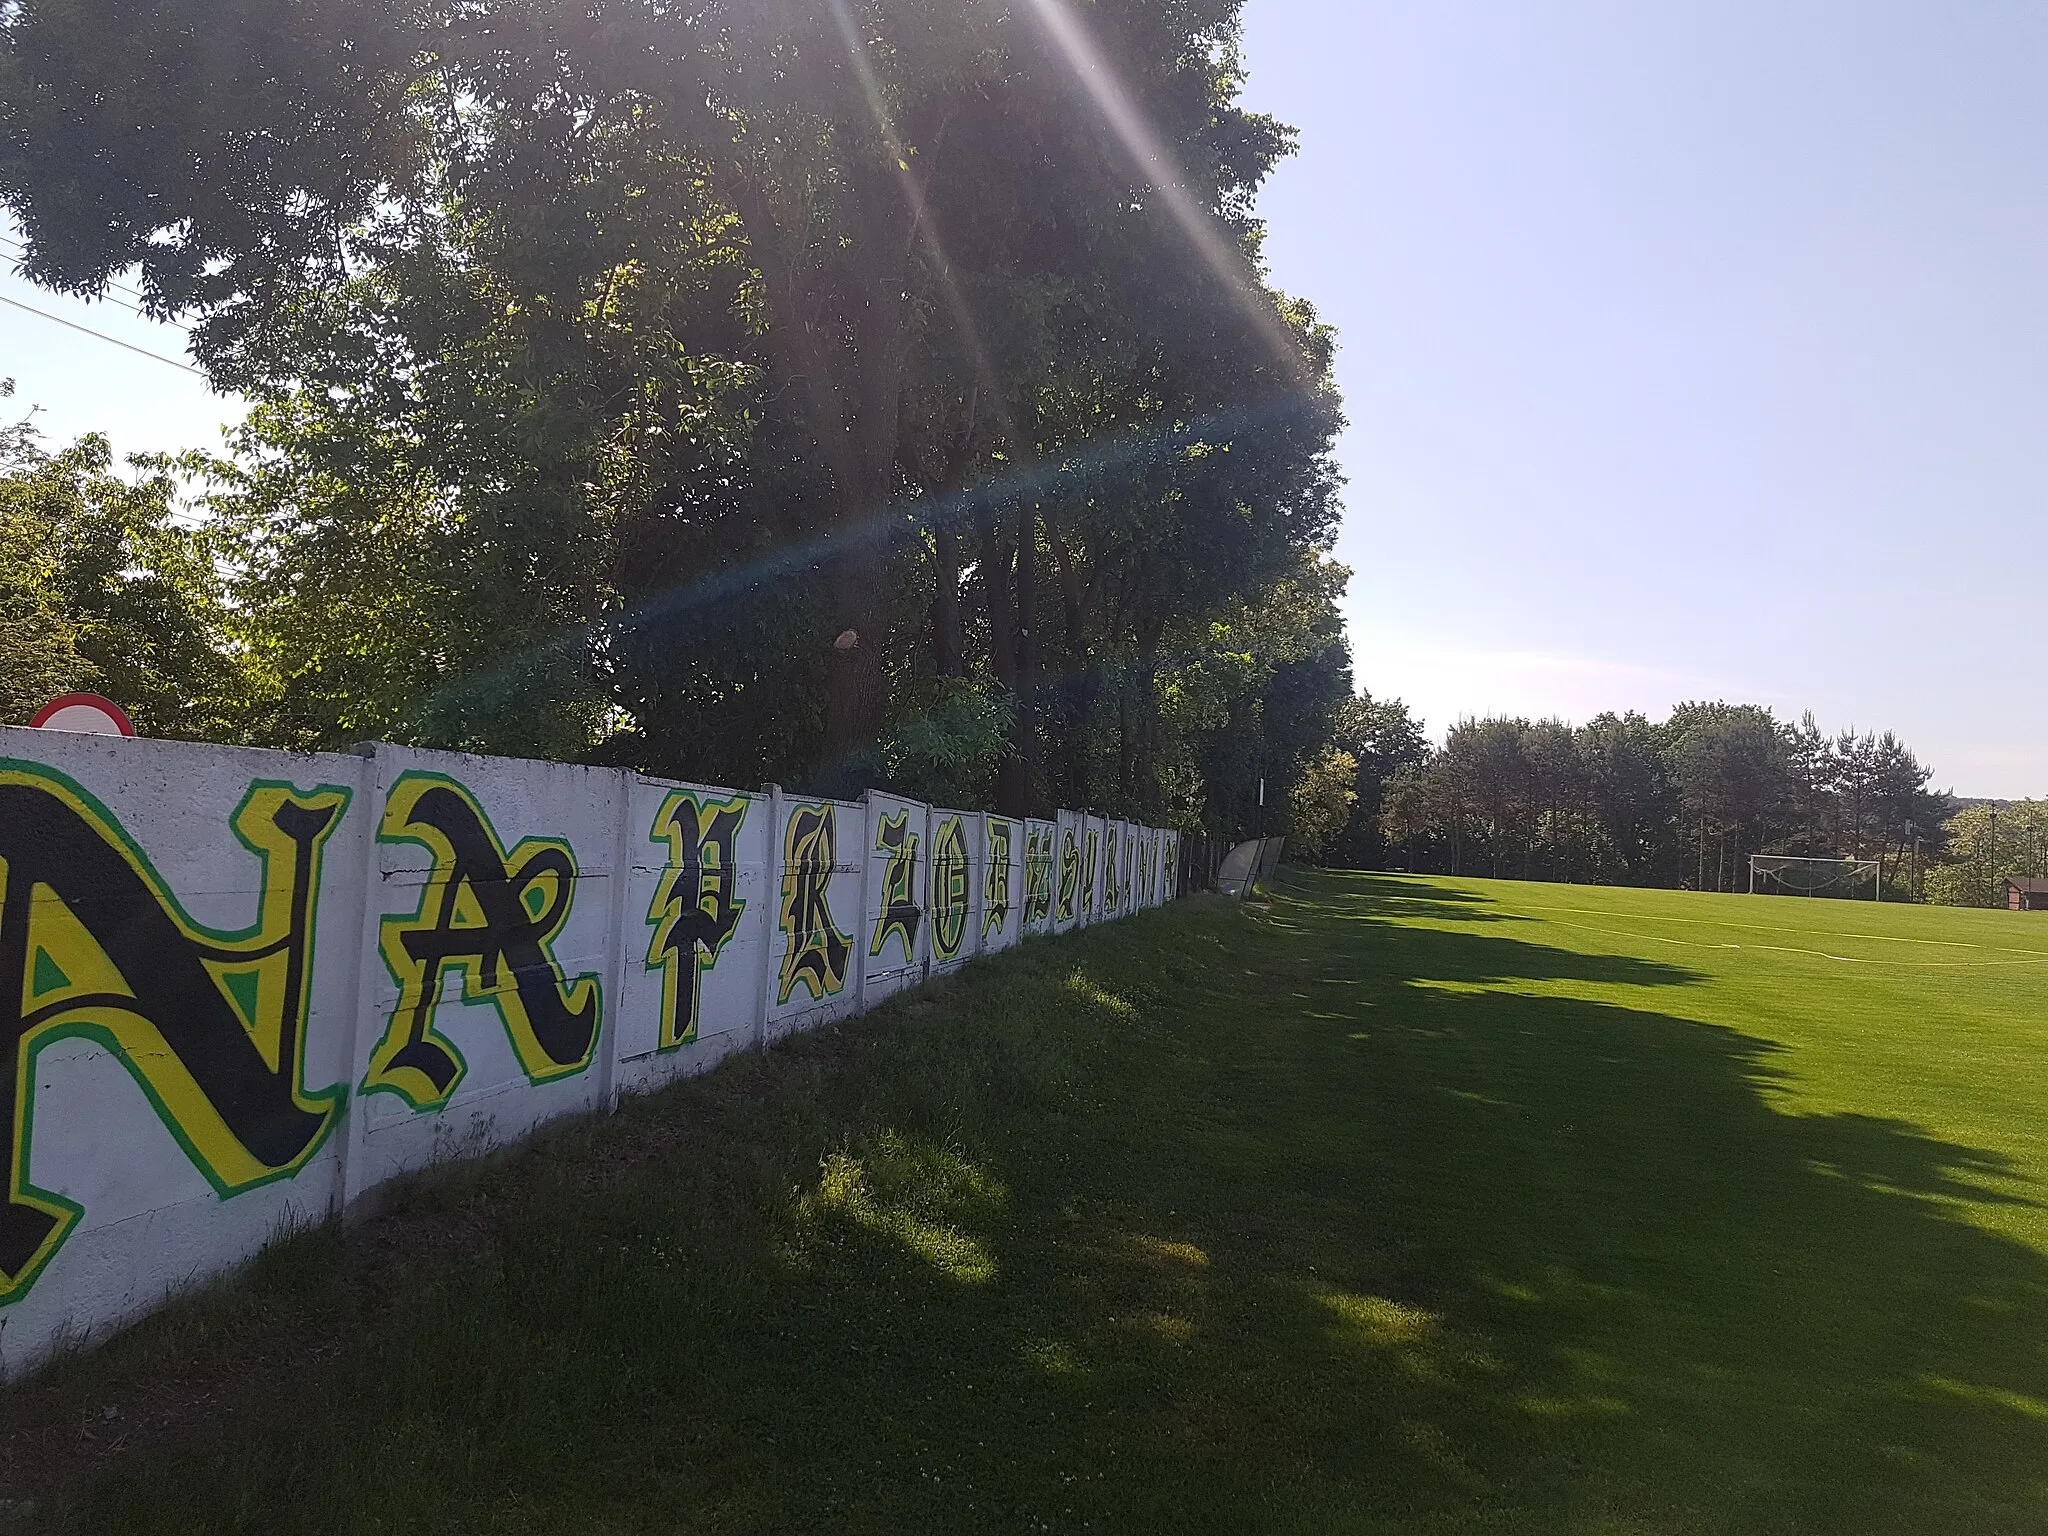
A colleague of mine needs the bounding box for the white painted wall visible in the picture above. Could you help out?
[0,725,1183,1372]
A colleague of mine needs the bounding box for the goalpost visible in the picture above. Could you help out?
[1748,854,1882,900]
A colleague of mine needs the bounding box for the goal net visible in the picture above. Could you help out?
[1748,855,1882,899]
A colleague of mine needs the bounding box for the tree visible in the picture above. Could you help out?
[1360,700,1945,898]
[1376,763,1436,870]
[1323,690,1427,867]
[1169,551,1352,842]
[1289,746,1358,861]
[1435,717,1538,877]
[4,0,1342,823]
[1830,730,1946,890]
[0,430,248,736]
[1664,702,1790,891]
[1522,717,1584,879]
[1578,711,1677,881]
[1927,802,2048,908]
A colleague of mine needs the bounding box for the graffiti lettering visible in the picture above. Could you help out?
[1057,827,1080,922]
[984,820,1015,941]
[367,773,602,1111]
[1082,828,1099,917]
[646,791,749,1050]
[1103,825,1120,911]
[870,811,922,963]
[1024,826,1055,928]
[0,764,348,1302]
[931,816,969,961]
[780,804,851,1003]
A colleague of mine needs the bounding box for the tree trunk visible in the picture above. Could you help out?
[997,501,1040,817]
[826,521,891,783]
[931,522,964,679]
[979,507,1015,690]
[1132,620,1165,816]
[1045,511,1094,808]
[723,161,912,787]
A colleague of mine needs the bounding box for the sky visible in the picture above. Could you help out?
[4,1,2045,792]
[0,222,241,459]
[1237,0,2048,796]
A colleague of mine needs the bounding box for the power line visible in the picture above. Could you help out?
[0,234,165,313]
[0,291,204,376]
[7,276,177,331]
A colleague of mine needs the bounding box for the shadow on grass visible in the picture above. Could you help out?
[1297,872,1521,928]
[20,874,2048,1534]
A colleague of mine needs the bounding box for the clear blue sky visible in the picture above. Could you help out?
[6,2,2045,793]
[1240,0,2048,796]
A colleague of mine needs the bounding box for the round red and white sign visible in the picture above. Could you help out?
[28,693,136,737]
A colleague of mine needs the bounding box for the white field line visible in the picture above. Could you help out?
[1526,910,2048,970]
[1535,903,2048,955]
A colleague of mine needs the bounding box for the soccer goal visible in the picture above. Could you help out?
[1748,855,1882,900]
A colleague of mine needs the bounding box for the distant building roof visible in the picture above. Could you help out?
[2005,877,2048,894]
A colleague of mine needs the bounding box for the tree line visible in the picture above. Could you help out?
[1328,703,1957,898]
[0,0,1351,834]
[1924,801,2048,909]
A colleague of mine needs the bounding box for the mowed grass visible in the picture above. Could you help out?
[11,871,2048,1534]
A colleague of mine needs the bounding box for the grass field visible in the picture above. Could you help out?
[9,871,2048,1534]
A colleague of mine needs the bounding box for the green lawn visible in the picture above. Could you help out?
[11,872,2048,1534]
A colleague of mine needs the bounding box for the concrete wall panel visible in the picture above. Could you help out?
[928,808,976,975]
[616,778,772,1096]
[0,727,371,1374]
[860,792,928,1004]
[1022,818,1057,937]
[980,816,1021,954]
[766,796,865,1039]
[0,725,1182,1369]
[351,745,624,1190]
[1053,811,1082,934]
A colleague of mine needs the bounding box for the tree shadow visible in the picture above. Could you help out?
[1282,870,1523,927]
[40,879,2048,1535]
[1183,871,2048,1532]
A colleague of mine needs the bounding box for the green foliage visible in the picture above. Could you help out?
[200,396,617,760]
[2,0,1351,815]
[1376,703,1951,894]
[1317,688,1427,867]
[1926,801,2048,908]
[1153,550,1351,838]
[871,678,1018,809]
[0,429,249,736]
[0,421,92,723]
[1287,743,1357,858]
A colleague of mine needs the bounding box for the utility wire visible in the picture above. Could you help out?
[10,279,174,331]
[0,235,167,315]
[0,291,204,376]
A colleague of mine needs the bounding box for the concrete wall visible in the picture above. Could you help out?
[0,726,1182,1371]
